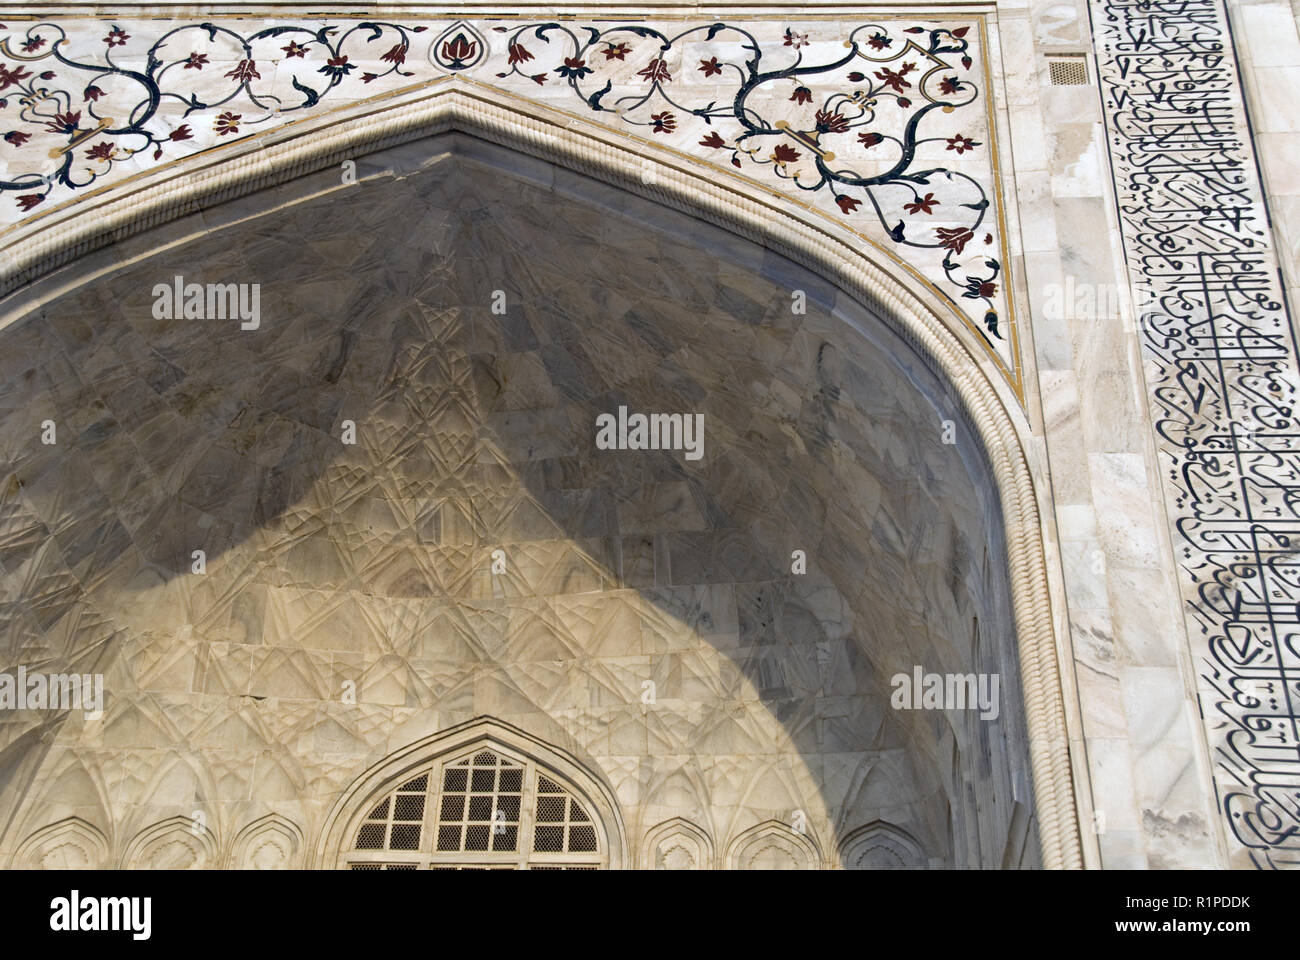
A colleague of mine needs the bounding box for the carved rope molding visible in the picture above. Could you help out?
[1092,0,1300,869]
[0,15,1025,397]
[0,78,1084,869]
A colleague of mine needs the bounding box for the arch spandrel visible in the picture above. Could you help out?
[0,14,1024,399]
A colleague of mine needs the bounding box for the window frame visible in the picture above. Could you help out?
[343,740,606,870]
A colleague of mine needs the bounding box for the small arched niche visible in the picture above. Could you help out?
[122,816,218,870]
[727,819,822,870]
[229,814,306,869]
[643,817,714,870]
[838,821,927,870]
[13,817,109,870]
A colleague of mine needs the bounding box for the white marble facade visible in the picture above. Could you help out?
[0,0,1297,870]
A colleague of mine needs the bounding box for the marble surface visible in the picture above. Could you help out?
[0,14,1022,389]
[5,0,1297,871]
[1091,0,1300,871]
[0,135,1034,868]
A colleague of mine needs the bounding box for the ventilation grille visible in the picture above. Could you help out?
[533,775,598,853]
[349,863,418,870]
[1048,57,1088,86]
[436,750,522,854]
[355,773,428,851]
[346,743,605,869]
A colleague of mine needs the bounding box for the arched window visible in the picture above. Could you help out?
[344,743,605,870]
[838,821,926,869]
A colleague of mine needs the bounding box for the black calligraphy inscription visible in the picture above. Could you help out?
[1092,0,1300,868]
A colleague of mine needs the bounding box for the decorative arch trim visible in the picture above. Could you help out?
[727,819,823,871]
[0,79,1084,869]
[11,816,110,870]
[838,821,927,870]
[227,814,306,870]
[121,815,218,870]
[641,817,714,870]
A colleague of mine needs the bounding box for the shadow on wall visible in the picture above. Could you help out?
[0,133,1036,869]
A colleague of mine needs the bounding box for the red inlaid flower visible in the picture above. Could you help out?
[946,134,980,154]
[903,193,939,215]
[104,27,129,47]
[225,60,261,84]
[0,63,32,91]
[650,111,676,133]
[772,144,801,164]
[319,55,354,79]
[637,58,671,84]
[836,195,861,215]
[45,110,81,135]
[814,109,850,134]
[185,52,209,70]
[699,57,722,78]
[558,57,591,80]
[875,66,912,93]
[214,111,242,136]
[936,227,975,254]
[441,34,477,63]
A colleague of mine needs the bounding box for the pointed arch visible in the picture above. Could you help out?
[0,78,1083,869]
[838,821,927,870]
[727,818,822,870]
[122,815,218,869]
[228,814,306,869]
[12,816,109,870]
[316,716,626,869]
[642,817,713,870]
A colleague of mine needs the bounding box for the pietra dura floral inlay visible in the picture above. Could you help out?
[0,16,1021,392]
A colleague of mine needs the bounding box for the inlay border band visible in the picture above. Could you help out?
[1091,0,1300,870]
